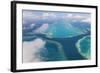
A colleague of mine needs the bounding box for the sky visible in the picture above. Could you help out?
[22,10,91,25]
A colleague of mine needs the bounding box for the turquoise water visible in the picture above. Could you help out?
[22,10,91,62]
[76,36,91,59]
[40,40,67,61]
[22,20,91,61]
[44,20,84,38]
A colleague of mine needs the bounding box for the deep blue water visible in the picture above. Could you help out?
[22,20,91,61]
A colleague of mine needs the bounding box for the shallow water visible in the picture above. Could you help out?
[76,36,91,59]
[22,19,91,62]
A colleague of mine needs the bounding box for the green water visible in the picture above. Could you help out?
[76,36,91,59]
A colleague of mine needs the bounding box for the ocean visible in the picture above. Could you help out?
[22,20,91,62]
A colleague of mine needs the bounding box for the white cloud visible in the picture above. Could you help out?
[23,11,42,24]
[34,23,49,33]
[73,15,83,19]
[42,13,50,17]
[23,38,46,63]
[81,18,91,23]
[42,13,57,20]
[63,13,91,23]
[23,11,39,20]
[67,14,73,18]
[23,11,57,25]
[23,11,33,17]
[65,14,84,20]
[30,23,35,27]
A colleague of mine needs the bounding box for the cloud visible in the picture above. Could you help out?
[23,11,57,25]
[43,13,56,17]
[23,11,42,24]
[66,14,73,18]
[64,13,85,20]
[62,13,91,23]
[30,23,35,27]
[42,13,57,20]
[23,38,46,63]
[73,15,84,19]
[81,18,91,23]
[23,11,33,18]
[23,11,40,20]
[42,13,50,17]
[34,23,49,33]
[23,23,36,30]
[23,10,91,25]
